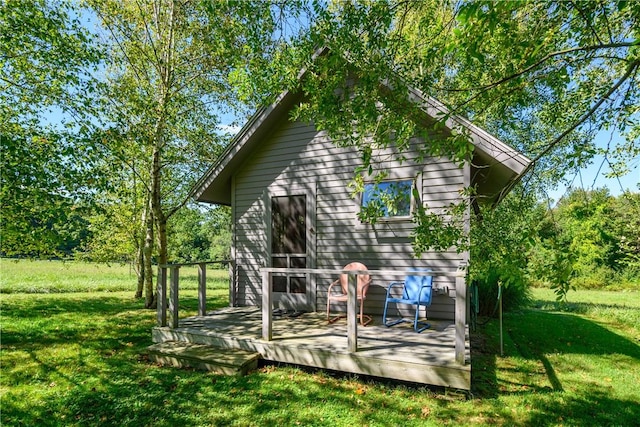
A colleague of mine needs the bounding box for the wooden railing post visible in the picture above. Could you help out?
[198,263,206,316]
[455,266,467,364]
[157,266,167,327]
[347,272,358,352]
[262,269,272,341]
[169,266,180,329]
[228,260,235,307]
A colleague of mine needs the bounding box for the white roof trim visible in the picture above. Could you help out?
[406,87,531,175]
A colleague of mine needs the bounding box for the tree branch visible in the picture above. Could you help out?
[445,41,638,95]
[495,59,640,206]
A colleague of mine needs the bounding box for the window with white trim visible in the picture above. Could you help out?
[360,179,413,221]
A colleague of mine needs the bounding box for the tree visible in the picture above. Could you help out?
[89,0,307,307]
[1,0,103,257]
[611,191,640,276]
[167,204,232,264]
[275,1,639,303]
[0,131,94,258]
[530,188,640,296]
[470,190,543,313]
[289,0,638,213]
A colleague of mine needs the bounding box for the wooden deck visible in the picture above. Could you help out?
[152,307,471,390]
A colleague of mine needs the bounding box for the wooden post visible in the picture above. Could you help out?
[347,272,358,353]
[198,263,206,316]
[169,266,180,329]
[157,266,167,327]
[262,269,272,341]
[454,271,466,364]
[228,260,235,307]
[499,282,504,356]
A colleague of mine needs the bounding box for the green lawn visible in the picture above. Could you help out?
[1,260,639,426]
[0,259,228,293]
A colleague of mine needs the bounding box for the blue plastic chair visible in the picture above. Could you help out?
[382,269,433,332]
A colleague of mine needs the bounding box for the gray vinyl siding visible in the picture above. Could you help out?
[232,119,467,320]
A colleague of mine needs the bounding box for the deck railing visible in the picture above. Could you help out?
[157,260,232,329]
[260,264,468,365]
[156,262,468,365]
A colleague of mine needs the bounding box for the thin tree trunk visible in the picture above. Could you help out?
[134,220,146,298]
[143,0,175,309]
[151,143,168,297]
[149,0,174,281]
[143,198,155,308]
[134,249,144,298]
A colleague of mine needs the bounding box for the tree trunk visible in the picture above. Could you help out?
[144,0,175,309]
[135,198,149,298]
[151,143,168,307]
[135,249,144,298]
[143,198,155,308]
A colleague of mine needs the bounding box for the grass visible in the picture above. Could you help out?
[1,260,639,426]
[0,259,228,293]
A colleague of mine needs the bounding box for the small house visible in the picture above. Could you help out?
[152,75,530,390]
[192,85,529,318]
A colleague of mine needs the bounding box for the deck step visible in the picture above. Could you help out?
[147,341,261,376]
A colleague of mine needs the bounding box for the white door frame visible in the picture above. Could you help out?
[265,184,316,311]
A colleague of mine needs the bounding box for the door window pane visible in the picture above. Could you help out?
[271,195,306,254]
[290,276,306,294]
[272,275,287,293]
[290,256,307,268]
[272,256,287,268]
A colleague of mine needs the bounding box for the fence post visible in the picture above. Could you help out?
[198,263,206,316]
[262,269,272,341]
[169,266,180,329]
[455,266,467,364]
[157,266,167,327]
[347,272,358,352]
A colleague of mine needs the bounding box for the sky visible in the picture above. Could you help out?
[544,130,639,204]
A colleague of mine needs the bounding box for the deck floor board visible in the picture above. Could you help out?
[152,307,470,389]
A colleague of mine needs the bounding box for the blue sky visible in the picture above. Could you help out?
[545,130,639,203]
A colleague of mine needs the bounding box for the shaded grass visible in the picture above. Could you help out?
[1,264,639,426]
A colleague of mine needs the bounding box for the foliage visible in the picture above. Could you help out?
[78,198,138,264]
[290,0,639,185]
[412,200,469,255]
[0,0,104,258]
[469,190,541,314]
[531,188,640,294]
[0,0,102,120]
[469,187,639,310]
[611,191,640,275]
[280,0,640,258]
[168,205,231,264]
[0,130,96,258]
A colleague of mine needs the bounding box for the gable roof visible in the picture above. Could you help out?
[191,88,301,205]
[192,78,531,206]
